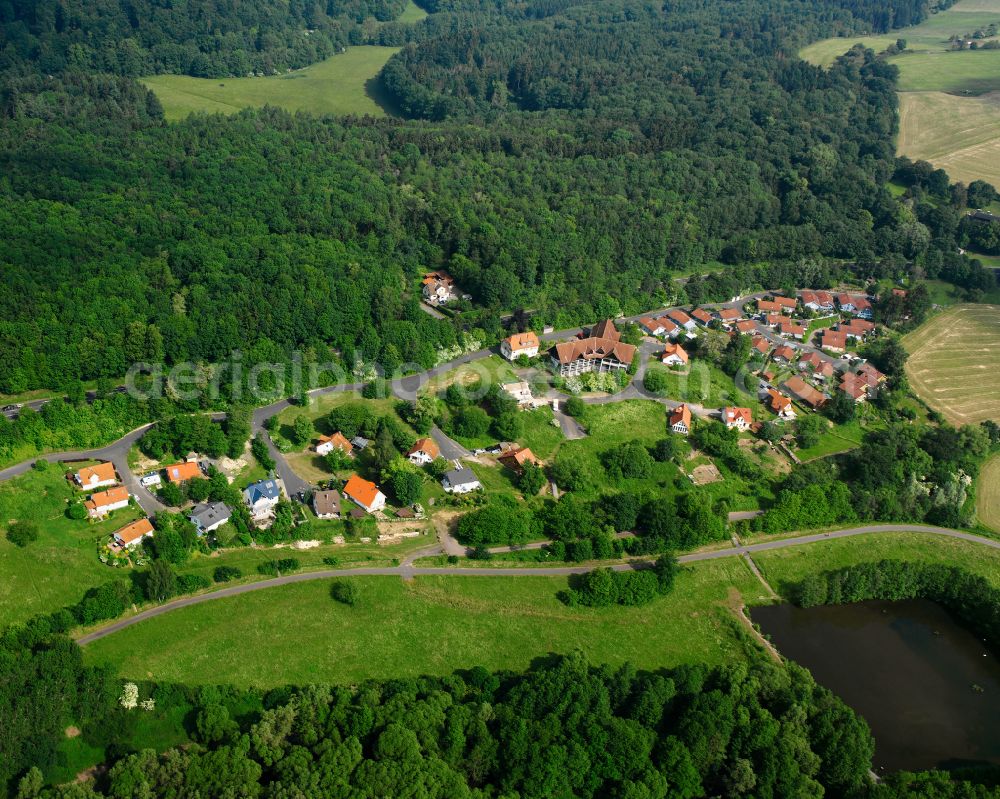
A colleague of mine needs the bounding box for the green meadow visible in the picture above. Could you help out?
[143,46,401,121]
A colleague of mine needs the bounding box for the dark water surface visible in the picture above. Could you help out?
[753,599,1000,772]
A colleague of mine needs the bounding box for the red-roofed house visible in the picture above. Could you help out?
[723,407,753,431]
[784,375,826,409]
[85,486,130,519]
[757,299,781,314]
[75,462,118,491]
[820,329,848,353]
[670,404,692,435]
[660,342,689,366]
[165,461,201,484]
[840,319,875,340]
[501,331,540,360]
[637,317,668,338]
[111,517,154,551]
[316,431,353,457]
[735,319,757,334]
[800,290,835,312]
[691,308,713,326]
[407,437,440,465]
[498,447,540,474]
[773,296,797,313]
[551,324,637,376]
[777,320,806,340]
[667,310,697,332]
[344,475,386,514]
[798,351,823,371]
[772,345,798,364]
[765,388,796,420]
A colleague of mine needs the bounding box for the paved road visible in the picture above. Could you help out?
[75,523,993,645]
[429,425,472,460]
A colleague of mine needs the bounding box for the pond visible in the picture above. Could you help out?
[753,599,1000,773]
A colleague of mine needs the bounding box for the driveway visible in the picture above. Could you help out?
[429,425,471,460]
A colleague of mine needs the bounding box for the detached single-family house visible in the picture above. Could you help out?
[670,404,692,435]
[757,299,782,314]
[840,319,875,340]
[799,290,835,312]
[840,362,887,403]
[856,362,886,388]
[666,310,697,332]
[312,490,342,520]
[442,467,482,494]
[243,478,281,519]
[498,446,539,474]
[723,407,753,431]
[838,376,869,403]
[189,502,231,535]
[501,331,540,360]
[660,342,689,367]
[165,461,201,484]
[75,462,117,491]
[814,361,835,381]
[111,518,154,551]
[735,319,757,335]
[784,376,826,409]
[765,389,796,420]
[777,320,806,340]
[501,381,535,407]
[551,321,636,376]
[751,336,771,356]
[421,271,455,304]
[819,329,848,353]
[407,437,441,465]
[344,474,386,513]
[658,318,681,339]
[837,294,873,319]
[316,431,353,457]
[798,352,823,372]
[86,486,130,519]
[691,308,713,326]
[637,317,668,337]
[717,308,742,326]
[773,296,797,314]
[772,345,798,364]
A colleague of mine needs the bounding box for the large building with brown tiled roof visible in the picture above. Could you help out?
[551,321,636,377]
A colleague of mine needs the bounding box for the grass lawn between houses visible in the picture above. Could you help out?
[82,531,1000,689]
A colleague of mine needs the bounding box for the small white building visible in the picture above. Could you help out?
[139,472,162,488]
[442,466,482,494]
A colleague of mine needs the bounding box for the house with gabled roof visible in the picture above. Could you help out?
[312,490,342,520]
[772,345,798,364]
[772,296,797,313]
[723,407,753,431]
[765,388,796,420]
[837,293,873,319]
[244,478,281,519]
[637,317,668,337]
[442,466,482,494]
[86,486,130,519]
[798,351,823,372]
[498,446,539,474]
[111,517,154,551]
[660,342,689,366]
[165,461,201,484]
[501,331,540,360]
[735,319,757,334]
[422,271,455,304]
[800,290,835,312]
[75,462,118,491]
[840,319,875,340]
[407,437,440,465]
[189,502,231,535]
[717,308,742,326]
[757,299,781,314]
[819,329,848,353]
[776,320,806,340]
[316,431,353,457]
[670,404,692,435]
[344,475,386,513]
[784,375,826,409]
[691,308,713,326]
[666,310,697,332]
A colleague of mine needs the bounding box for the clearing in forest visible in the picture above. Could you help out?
[977,454,1000,532]
[142,46,401,121]
[902,304,1000,426]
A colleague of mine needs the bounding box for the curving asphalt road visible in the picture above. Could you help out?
[74,523,996,646]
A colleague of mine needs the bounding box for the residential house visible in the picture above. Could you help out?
[165,461,201,484]
[717,308,742,327]
[660,342,689,367]
[442,467,482,494]
[75,462,117,491]
[751,336,771,356]
[765,388,796,420]
[797,352,823,372]
[421,271,455,304]
[498,446,539,474]
[735,319,757,335]
[666,310,697,332]
[839,377,869,403]
[111,518,154,551]
[814,361,835,381]
[773,296,797,314]
[840,362,887,402]
[316,431,353,457]
[840,319,875,340]
[658,318,681,339]
[551,321,636,376]
[776,320,806,340]
[856,362,886,387]
[799,290,835,312]
[670,404,692,435]
[407,437,440,465]
[765,313,785,327]
[771,345,798,364]
[837,294,873,319]
[784,376,826,409]
[501,331,540,360]
[243,478,282,519]
[312,490,342,520]
[691,308,713,326]
[819,329,848,353]
[501,381,535,407]
[86,486,130,519]
[189,502,232,535]
[637,317,668,337]
[344,474,386,513]
[723,407,753,431]
[757,299,782,314]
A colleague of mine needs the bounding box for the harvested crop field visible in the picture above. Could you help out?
[978,454,1000,532]
[902,304,1000,425]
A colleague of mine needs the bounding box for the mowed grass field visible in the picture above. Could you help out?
[83,560,765,687]
[978,453,1000,532]
[142,46,401,121]
[902,304,1000,426]
[801,0,1000,186]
